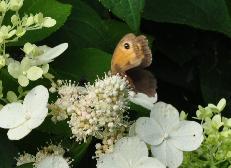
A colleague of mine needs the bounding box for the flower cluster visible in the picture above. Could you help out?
[50,74,131,142]
[16,143,71,168]
[0,0,67,87]
[8,43,68,86]
[95,127,125,157]
[69,74,130,142]
[181,98,231,167]
[49,80,87,123]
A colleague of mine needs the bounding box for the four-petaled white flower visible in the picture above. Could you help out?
[135,102,203,168]
[0,85,49,140]
[97,136,166,168]
[129,91,157,110]
[37,155,70,168]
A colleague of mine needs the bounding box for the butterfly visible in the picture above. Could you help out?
[111,33,152,75]
[111,33,157,108]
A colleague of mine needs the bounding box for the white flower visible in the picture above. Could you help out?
[37,155,70,168]
[0,85,49,140]
[129,91,157,110]
[30,43,68,66]
[8,57,43,87]
[97,137,165,168]
[135,102,203,168]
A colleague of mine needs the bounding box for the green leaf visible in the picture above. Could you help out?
[0,130,18,168]
[61,0,108,51]
[47,0,132,53]
[0,68,18,94]
[37,118,72,137]
[70,138,92,164]
[100,0,145,32]
[143,0,231,38]
[54,48,112,83]
[11,0,72,46]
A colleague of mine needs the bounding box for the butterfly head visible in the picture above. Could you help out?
[111,33,152,74]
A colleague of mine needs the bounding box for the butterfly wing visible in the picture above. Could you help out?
[126,69,157,97]
[135,35,152,68]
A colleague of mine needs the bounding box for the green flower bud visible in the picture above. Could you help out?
[0,1,8,12]
[9,0,23,11]
[6,91,17,102]
[11,15,19,25]
[42,17,56,28]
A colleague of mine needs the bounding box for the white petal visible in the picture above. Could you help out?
[129,92,157,110]
[169,121,204,151]
[23,85,49,129]
[135,157,166,168]
[97,153,128,168]
[34,43,68,65]
[128,123,136,137]
[26,66,43,81]
[150,102,179,133]
[135,117,164,145]
[7,122,31,140]
[114,137,148,162]
[151,141,183,168]
[0,102,25,129]
[37,156,69,168]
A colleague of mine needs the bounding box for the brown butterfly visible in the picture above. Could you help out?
[111,33,152,74]
[111,33,157,97]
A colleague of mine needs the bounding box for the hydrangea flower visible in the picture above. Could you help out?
[0,85,49,140]
[24,43,68,65]
[8,43,68,86]
[135,102,203,168]
[129,91,157,110]
[8,57,43,86]
[97,137,165,168]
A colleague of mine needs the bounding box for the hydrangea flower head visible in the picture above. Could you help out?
[135,102,204,168]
